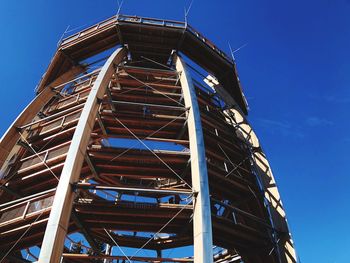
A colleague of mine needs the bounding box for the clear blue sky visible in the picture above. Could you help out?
[1,1,350,262]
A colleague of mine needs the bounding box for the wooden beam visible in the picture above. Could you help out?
[62,253,193,262]
[71,211,101,253]
[74,182,194,195]
[37,47,127,263]
[175,54,213,263]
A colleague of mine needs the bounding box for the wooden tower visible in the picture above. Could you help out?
[0,14,297,263]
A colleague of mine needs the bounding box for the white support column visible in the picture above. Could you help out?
[38,47,126,263]
[175,55,213,263]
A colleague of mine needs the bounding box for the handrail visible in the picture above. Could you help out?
[0,194,54,225]
[59,14,233,65]
[211,197,276,231]
[60,16,117,46]
[0,188,56,210]
[186,24,233,63]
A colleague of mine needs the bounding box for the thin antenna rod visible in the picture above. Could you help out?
[57,25,70,47]
[228,42,235,61]
[117,0,124,16]
[186,0,194,16]
[184,0,194,23]
[228,42,248,61]
[233,43,248,53]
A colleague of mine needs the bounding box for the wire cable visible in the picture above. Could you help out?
[0,211,45,263]
[18,131,59,181]
[130,196,193,259]
[113,116,193,190]
[125,72,185,107]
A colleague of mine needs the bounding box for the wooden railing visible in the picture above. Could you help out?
[0,193,54,225]
[59,14,233,64]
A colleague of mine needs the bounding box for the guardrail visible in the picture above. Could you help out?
[0,194,54,225]
[117,14,185,28]
[186,24,233,63]
[59,14,233,64]
[60,16,116,46]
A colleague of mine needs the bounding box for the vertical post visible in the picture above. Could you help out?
[38,47,126,263]
[103,244,111,263]
[175,55,213,263]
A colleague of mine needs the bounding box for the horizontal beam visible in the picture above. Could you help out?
[0,185,21,198]
[51,68,101,91]
[211,197,274,229]
[74,183,194,195]
[111,100,188,111]
[121,65,177,75]
[62,253,193,262]
[0,188,56,209]
[19,103,84,130]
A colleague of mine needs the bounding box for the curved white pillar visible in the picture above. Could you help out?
[175,55,214,263]
[38,47,127,263]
